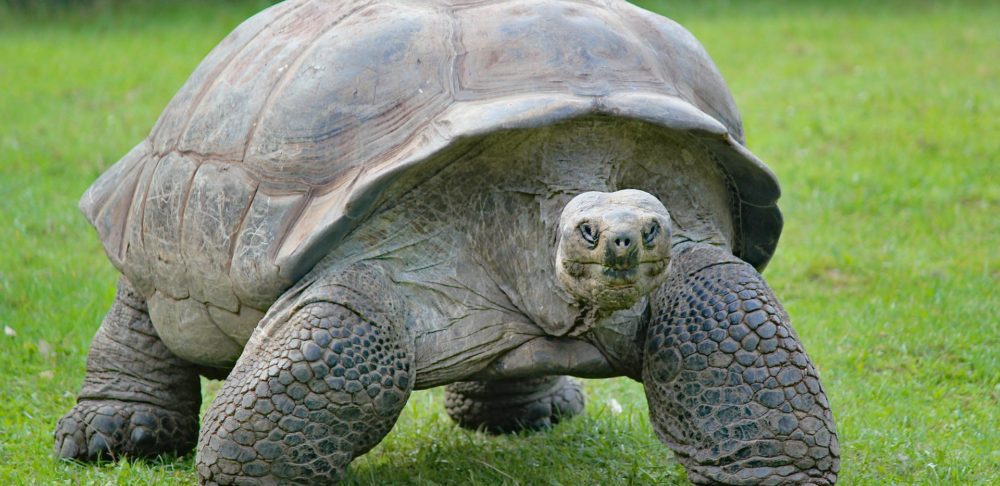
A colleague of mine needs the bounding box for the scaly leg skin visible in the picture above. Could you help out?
[643,245,839,485]
[445,376,585,433]
[54,276,201,460]
[196,264,413,484]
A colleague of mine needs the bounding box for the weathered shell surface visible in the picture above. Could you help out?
[80,0,781,364]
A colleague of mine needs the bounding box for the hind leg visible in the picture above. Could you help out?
[445,376,585,433]
[54,276,201,460]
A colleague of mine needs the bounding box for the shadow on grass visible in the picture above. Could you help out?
[343,413,687,485]
[50,396,685,485]
[51,420,686,485]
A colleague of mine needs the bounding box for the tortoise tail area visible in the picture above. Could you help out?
[79,140,152,270]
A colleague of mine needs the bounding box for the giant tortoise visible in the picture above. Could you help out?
[55,0,839,483]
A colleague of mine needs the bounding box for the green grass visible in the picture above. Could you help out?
[1,0,997,484]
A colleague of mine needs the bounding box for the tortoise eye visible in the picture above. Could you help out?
[643,222,659,245]
[579,223,598,245]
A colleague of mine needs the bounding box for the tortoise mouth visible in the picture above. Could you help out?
[601,266,639,286]
[557,258,670,312]
[565,259,668,286]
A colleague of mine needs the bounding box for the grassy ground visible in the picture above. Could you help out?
[1,0,996,484]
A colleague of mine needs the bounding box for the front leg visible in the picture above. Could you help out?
[643,245,839,485]
[197,264,413,484]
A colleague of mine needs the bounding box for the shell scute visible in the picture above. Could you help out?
[80,140,149,267]
[141,152,199,300]
[228,189,307,310]
[617,4,744,141]
[149,0,303,155]
[176,1,367,160]
[115,151,160,297]
[148,291,244,366]
[244,1,454,187]
[453,1,664,100]
[180,162,258,312]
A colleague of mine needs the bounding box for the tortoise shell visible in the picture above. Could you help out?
[80,0,781,361]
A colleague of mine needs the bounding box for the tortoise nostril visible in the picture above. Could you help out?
[615,237,631,248]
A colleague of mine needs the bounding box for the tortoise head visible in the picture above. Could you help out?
[556,190,672,312]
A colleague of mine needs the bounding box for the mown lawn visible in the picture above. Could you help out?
[0,0,996,484]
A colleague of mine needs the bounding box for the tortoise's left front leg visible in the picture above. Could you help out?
[643,245,839,485]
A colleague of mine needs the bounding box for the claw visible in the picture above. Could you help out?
[87,434,110,459]
[57,436,80,460]
[131,427,156,451]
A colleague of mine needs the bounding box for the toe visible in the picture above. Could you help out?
[56,433,81,460]
[87,434,111,460]
[54,408,89,460]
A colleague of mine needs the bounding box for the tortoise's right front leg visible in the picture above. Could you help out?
[197,265,413,484]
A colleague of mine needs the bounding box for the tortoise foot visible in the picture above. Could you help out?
[445,375,585,434]
[54,399,197,461]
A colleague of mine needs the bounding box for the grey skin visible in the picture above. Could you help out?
[55,1,838,484]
